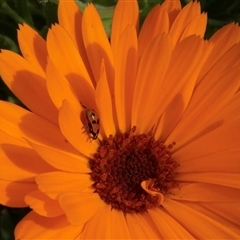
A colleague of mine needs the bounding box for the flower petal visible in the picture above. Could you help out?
[182,201,240,236]
[133,35,204,135]
[46,58,81,112]
[47,24,95,104]
[161,0,181,26]
[28,141,91,173]
[96,61,116,137]
[25,190,64,217]
[138,4,169,59]
[81,205,132,239]
[201,202,240,230]
[199,23,240,81]
[82,3,114,87]
[169,183,240,202]
[58,0,93,80]
[18,23,47,75]
[132,33,172,134]
[155,40,212,141]
[59,192,105,226]
[167,67,240,147]
[36,171,92,200]
[153,36,204,120]
[114,25,137,132]
[173,118,240,161]
[0,132,54,182]
[81,204,112,239]
[210,23,240,46]
[199,42,240,87]
[126,212,161,239]
[148,208,194,239]
[58,99,99,157]
[15,211,83,239]
[0,51,58,124]
[180,13,207,40]
[141,179,164,206]
[178,148,240,173]
[175,173,240,189]
[110,209,131,239]
[169,1,202,46]
[0,179,36,207]
[111,0,139,55]
[163,198,240,239]
[0,101,77,153]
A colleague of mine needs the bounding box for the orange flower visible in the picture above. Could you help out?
[0,0,240,239]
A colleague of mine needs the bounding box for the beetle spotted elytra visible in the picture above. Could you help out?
[81,103,100,141]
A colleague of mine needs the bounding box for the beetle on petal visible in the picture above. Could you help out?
[81,103,100,141]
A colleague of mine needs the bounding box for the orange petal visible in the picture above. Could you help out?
[180,13,207,40]
[15,211,83,239]
[163,198,240,239]
[169,1,202,46]
[148,208,194,239]
[82,3,114,87]
[141,179,164,206]
[0,179,37,207]
[212,92,240,124]
[28,141,90,173]
[18,23,47,76]
[201,202,240,230]
[110,208,131,238]
[0,51,58,124]
[96,61,116,137]
[210,23,240,45]
[0,101,77,154]
[132,33,172,134]
[59,192,105,226]
[47,24,95,101]
[138,4,169,59]
[46,58,83,113]
[58,0,93,81]
[0,131,54,182]
[168,68,240,148]
[25,190,63,217]
[153,36,204,124]
[155,35,202,116]
[81,204,132,239]
[199,30,240,84]
[36,171,92,200]
[173,118,240,162]
[175,172,240,189]
[185,201,240,234]
[114,25,137,132]
[168,183,240,202]
[134,36,204,135]
[58,99,99,157]
[155,40,212,141]
[178,148,240,173]
[126,212,161,239]
[58,0,82,46]
[81,204,111,238]
[111,0,139,55]
[161,0,181,26]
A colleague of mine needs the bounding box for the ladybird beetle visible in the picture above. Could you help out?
[81,103,100,140]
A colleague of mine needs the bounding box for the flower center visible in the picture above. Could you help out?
[89,127,179,213]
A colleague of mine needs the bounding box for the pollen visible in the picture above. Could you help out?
[89,127,179,213]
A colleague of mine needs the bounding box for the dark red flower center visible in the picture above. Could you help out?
[89,127,179,213]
